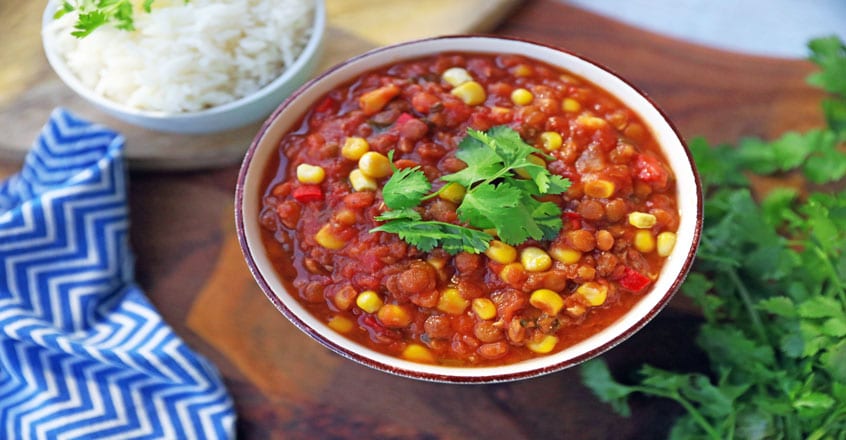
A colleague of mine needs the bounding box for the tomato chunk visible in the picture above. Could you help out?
[634,154,669,188]
[619,267,651,292]
[292,185,323,203]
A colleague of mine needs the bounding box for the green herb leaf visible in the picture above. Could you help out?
[375,126,569,254]
[370,220,492,254]
[56,0,176,38]
[580,359,636,417]
[381,156,431,210]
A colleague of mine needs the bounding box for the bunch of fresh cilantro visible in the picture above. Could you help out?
[372,126,570,254]
[581,36,846,439]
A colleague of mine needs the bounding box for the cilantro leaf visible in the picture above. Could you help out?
[370,220,491,254]
[580,359,636,417]
[382,159,430,210]
[375,126,569,254]
[56,0,179,38]
[441,134,504,188]
[808,36,846,136]
[374,208,421,222]
[807,36,846,98]
[456,181,521,230]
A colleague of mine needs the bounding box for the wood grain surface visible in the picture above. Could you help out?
[0,0,826,438]
[0,0,520,170]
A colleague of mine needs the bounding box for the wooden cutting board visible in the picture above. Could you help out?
[0,0,521,170]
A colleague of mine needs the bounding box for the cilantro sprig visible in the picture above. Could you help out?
[581,36,846,439]
[54,0,180,38]
[371,126,571,254]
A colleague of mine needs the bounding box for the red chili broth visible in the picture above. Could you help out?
[257,52,678,367]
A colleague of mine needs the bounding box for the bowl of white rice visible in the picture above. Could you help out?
[42,0,325,134]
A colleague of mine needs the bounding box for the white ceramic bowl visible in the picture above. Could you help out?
[236,36,703,383]
[41,0,326,134]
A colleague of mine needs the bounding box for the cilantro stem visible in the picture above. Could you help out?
[632,387,722,439]
[725,268,769,345]
[811,245,846,304]
[693,251,741,267]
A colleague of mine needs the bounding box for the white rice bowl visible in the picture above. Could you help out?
[45,0,315,114]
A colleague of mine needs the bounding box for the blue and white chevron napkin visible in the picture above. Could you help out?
[0,109,235,439]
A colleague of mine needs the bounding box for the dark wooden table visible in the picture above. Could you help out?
[1,1,823,438]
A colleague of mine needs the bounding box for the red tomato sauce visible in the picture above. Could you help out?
[259,53,679,366]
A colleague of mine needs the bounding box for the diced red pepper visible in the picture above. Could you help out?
[395,112,414,127]
[314,96,335,114]
[292,185,323,203]
[361,315,388,338]
[619,267,651,292]
[634,154,669,188]
[563,212,582,230]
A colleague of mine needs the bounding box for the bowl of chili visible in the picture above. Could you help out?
[236,36,702,383]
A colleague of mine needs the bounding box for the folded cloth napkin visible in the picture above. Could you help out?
[0,109,235,439]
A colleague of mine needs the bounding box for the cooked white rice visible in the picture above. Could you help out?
[46,0,314,113]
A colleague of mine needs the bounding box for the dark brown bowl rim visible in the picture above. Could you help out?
[235,34,703,384]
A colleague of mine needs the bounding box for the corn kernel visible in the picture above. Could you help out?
[562,98,581,112]
[530,289,564,315]
[549,245,582,264]
[513,64,533,77]
[634,230,656,253]
[296,163,326,184]
[439,182,466,203]
[402,343,436,363]
[358,151,392,179]
[520,246,552,272]
[441,67,473,86]
[527,334,559,354]
[451,81,486,106]
[577,114,607,129]
[577,282,608,306]
[356,290,383,314]
[327,315,354,333]
[341,136,370,160]
[584,179,615,198]
[349,168,378,191]
[628,211,657,229]
[472,298,497,320]
[485,240,517,264]
[377,304,412,328]
[539,131,563,151]
[437,287,469,315]
[657,231,677,257]
[510,88,533,106]
[315,224,345,250]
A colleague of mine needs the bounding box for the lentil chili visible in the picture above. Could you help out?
[259,53,679,366]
